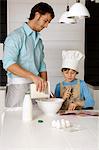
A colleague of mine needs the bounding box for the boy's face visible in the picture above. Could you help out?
[63,69,77,82]
[33,12,52,32]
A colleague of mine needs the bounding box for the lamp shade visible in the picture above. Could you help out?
[59,5,77,24]
[68,2,90,18]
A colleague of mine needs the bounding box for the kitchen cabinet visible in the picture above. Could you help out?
[88,84,99,109]
[85,0,99,86]
[0,0,7,43]
[0,87,6,110]
[93,88,99,109]
[0,60,7,86]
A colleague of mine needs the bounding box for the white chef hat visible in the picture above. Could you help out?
[62,50,84,72]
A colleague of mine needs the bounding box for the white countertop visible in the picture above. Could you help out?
[0,105,99,150]
[0,86,6,90]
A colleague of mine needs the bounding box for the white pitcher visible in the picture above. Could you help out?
[30,81,51,99]
[22,93,33,122]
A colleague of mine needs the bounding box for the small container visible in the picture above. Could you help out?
[22,93,33,122]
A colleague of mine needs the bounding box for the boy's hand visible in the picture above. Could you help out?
[62,86,72,100]
[68,102,77,111]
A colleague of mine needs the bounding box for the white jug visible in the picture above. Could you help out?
[22,94,33,122]
[30,81,50,99]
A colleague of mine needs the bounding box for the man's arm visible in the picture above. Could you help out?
[7,63,34,79]
[7,63,47,92]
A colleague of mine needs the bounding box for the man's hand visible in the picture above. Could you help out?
[31,75,48,92]
[7,63,48,92]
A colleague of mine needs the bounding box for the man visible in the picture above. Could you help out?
[3,2,55,107]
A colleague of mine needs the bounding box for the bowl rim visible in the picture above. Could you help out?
[35,98,64,103]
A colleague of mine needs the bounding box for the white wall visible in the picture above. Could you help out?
[7,0,85,92]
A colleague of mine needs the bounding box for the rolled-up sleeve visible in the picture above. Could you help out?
[39,44,46,72]
[39,61,46,72]
[3,35,20,70]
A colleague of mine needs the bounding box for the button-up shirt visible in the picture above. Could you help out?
[3,23,46,84]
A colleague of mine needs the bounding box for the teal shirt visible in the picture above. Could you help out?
[55,79,95,108]
[3,23,46,78]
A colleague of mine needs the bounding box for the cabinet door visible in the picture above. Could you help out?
[0,89,6,110]
[0,0,7,43]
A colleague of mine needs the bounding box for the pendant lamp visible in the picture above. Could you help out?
[68,0,90,19]
[59,5,77,24]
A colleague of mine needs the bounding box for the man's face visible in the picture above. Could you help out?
[34,12,53,32]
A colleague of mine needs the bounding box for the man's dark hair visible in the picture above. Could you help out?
[29,2,55,20]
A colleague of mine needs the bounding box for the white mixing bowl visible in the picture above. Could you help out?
[36,98,64,115]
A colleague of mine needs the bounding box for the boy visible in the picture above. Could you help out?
[55,50,95,111]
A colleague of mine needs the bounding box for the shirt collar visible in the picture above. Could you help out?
[23,22,42,40]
